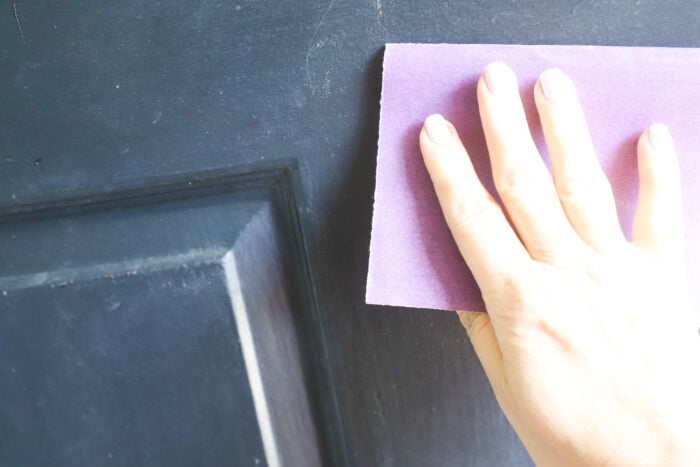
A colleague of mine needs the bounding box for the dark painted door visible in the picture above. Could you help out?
[0,1,696,466]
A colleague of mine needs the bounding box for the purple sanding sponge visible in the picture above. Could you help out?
[366,43,700,312]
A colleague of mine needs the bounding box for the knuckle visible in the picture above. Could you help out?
[446,198,499,238]
[485,272,554,327]
[482,272,532,314]
[557,176,611,205]
[498,274,534,314]
[495,167,542,206]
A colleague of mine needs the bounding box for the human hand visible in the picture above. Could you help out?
[419,62,700,466]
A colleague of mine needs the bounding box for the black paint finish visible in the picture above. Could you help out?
[0,169,326,465]
[0,1,697,466]
[1,264,266,466]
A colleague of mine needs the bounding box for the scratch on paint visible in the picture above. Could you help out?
[13,0,26,45]
[304,0,335,94]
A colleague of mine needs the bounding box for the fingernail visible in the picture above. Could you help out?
[483,61,515,94]
[424,114,451,144]
[647,123,671,149]
[539,68,571,103]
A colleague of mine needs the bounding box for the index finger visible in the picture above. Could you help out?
[420,114,532,309]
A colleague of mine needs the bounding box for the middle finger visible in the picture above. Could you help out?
[477,62,580,264]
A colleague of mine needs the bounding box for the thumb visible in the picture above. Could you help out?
[457,311,505,392]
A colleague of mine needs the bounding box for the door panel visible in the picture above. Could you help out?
[2,263,265,466]
[0,169,325,465]
[1,1,696,466]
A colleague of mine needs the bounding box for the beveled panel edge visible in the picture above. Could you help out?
[0,161,290,224]
[0,159,349,466]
